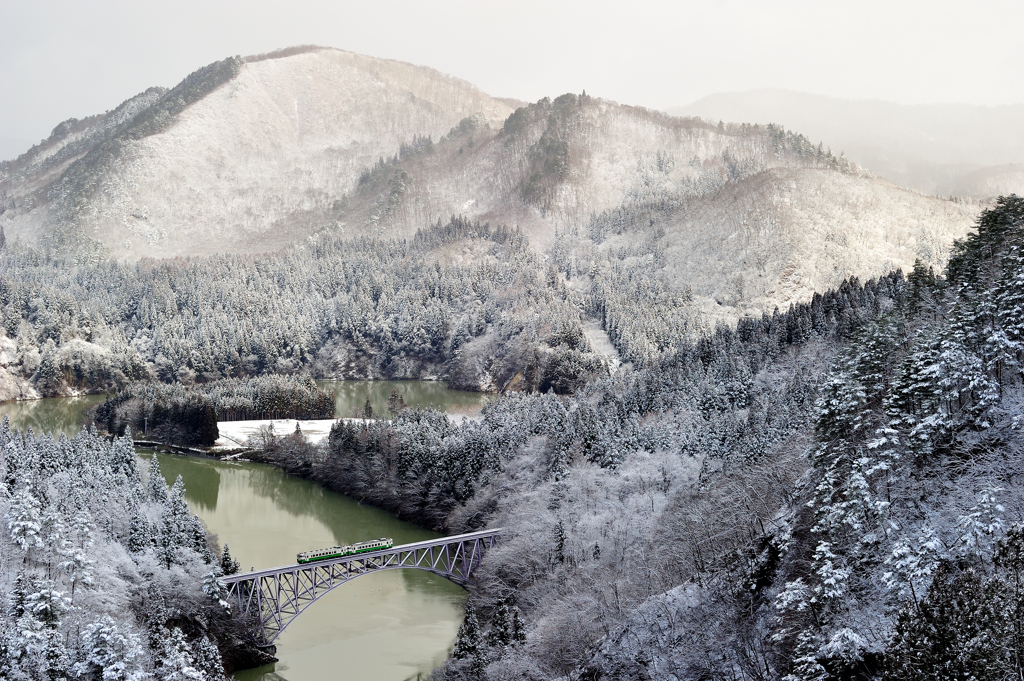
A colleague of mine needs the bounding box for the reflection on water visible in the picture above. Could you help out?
[152,452,222,512]
[141,453,466,681]
[317,380,488,418]
[0,394,107,439]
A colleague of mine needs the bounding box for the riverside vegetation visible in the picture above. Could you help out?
[95,374,336,446]
[0,423,262,679]
[0,214,649,398]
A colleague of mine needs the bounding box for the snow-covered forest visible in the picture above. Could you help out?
[3,39,1020,681]
[0,424,260,679]
[97,374,335,445]
[0,215,664,400]
[251,197,1024,679]
[2,180,1020,678]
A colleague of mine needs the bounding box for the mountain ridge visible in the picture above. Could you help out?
[1,46,514,258]
[0,48,980,321]
[671,88,1024,198]
[323,93,977,316]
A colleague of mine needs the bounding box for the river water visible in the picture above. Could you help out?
[317,380,489,418]
[0,382,489,681]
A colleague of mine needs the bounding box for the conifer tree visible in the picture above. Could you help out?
[886,563,1014,680]
[487,594,525,648]
[220,544,240,575]
[111,430,140,485]
[487,595,514,647]
[7,572,28,619]
[190,514,213,562]
[199,402,219,447]
[147,454,168,503]
[387,388,407,415]
[6,485,43,553]
[25,583,68,629]
[554,520,566,564]
[159,627,205,681]
[510,604,527,645]
[127,509,152,554]
[159,476,191,565]
[75,616,144,681]
[452,601,482,660]
[191,635,225,681]
[202,569,231,613]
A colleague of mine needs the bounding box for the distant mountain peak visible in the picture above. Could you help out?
[670,90,1024,197]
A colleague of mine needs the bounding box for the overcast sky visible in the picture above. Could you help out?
[2,0,1023,160]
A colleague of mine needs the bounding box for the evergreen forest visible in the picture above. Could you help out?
[0,425,259,679]
[1,193,1023,679]
[253,198,1024,680]
[96,374,335,446]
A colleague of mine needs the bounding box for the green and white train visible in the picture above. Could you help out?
[296,537,394,564]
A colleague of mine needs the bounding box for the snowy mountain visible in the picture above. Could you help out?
[331,94,977,316]
[0,46,513,259]
[0,49,979,318]
[671,89,1024,198]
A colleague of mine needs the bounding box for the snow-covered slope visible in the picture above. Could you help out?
[1,49,978,317]
[328,94,977,314]
[0,47,513,258]
[658,168,976,316]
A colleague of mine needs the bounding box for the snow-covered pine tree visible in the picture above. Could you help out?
[159,476,192,566]
[147,454,168,503]
[75,615,145,681]
[202,569,230,613]
[190,635,224,681]
[127,507,153,553]
[6,485,43,553]
[220,544,240,576]
[452,601,481,660]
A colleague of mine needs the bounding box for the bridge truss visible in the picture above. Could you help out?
[220,528,502,645]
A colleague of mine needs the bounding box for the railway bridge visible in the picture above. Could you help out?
[220,528,502,645]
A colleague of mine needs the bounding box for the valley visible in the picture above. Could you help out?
[1,41,1023,681]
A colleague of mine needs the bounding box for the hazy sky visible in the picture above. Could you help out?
[2,0,1023,160]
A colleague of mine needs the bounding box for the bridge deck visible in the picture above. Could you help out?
[220,528,503,645]
[221,527,503,583]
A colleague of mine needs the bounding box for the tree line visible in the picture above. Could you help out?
[0,216,616,398]
[96,374,335,446]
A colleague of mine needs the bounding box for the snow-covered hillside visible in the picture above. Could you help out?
[672,89,1024,198]
[0,48,978,316]
[0,47,512,258]
[329,94,978,315]
[658,168,977,316]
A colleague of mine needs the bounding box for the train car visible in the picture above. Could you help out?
[296,545,347,563]
[297,537,394,564]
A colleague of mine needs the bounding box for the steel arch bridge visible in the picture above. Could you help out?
[220,528,502,645]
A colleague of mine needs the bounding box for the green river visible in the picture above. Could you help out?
[0,381,489,681]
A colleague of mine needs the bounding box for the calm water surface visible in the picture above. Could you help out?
[150,454,466,681]
[0,386,471,681]
[0,394,106,438]
[317,380,488,418]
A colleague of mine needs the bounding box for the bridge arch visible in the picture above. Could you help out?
[221,529,501,645]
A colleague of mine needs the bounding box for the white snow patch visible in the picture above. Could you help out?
[214,418,367,449]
